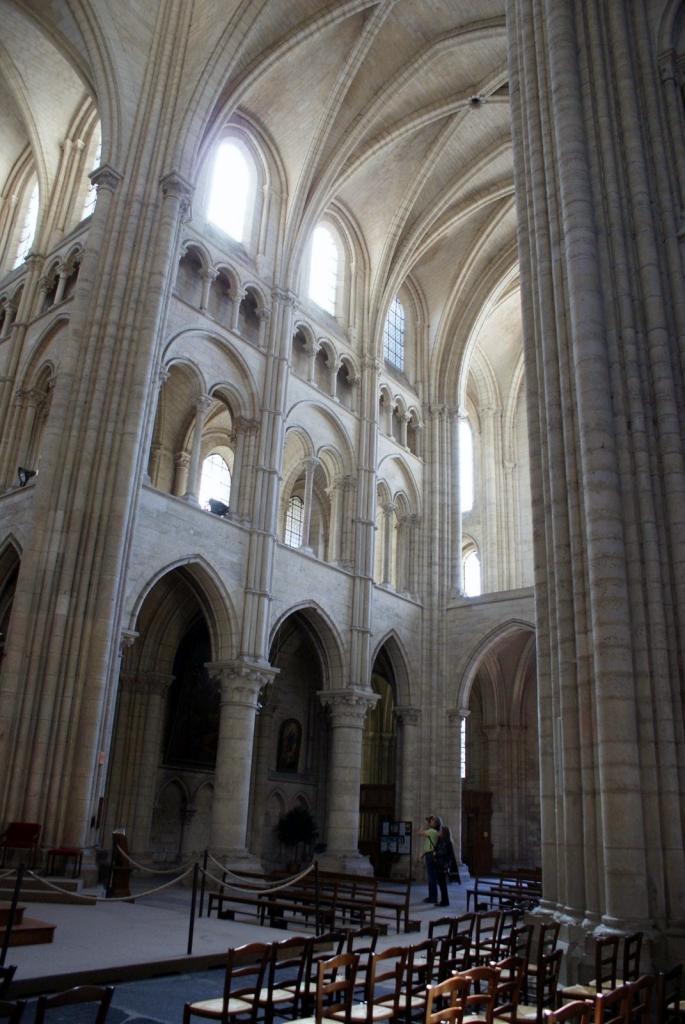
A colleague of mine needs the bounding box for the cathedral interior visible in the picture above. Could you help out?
[0,0,683,966]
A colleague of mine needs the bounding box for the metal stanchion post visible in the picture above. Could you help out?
[314,860,321,935]
[0,864,24,966]
[198,849,208,918]
[187,862,199,955]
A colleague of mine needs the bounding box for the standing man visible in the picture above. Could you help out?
[418,814,441,903]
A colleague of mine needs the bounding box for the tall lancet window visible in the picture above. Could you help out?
[309,224,339,315]
[383,297,405,370]
[13,180,39,269]
[285,494,304,548]
[459,418,474,512]
[207,141,252,242]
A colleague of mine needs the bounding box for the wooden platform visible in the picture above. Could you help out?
[0,901,56,947]
[0,874,95,906]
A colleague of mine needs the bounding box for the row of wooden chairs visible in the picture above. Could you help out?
[0,985,113,1024]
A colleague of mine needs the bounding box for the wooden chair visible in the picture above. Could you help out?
[425,975,471,1024]
[398,939,438,1024]
[495,949,563,1024]
[544,1002,592,1024]
[437,932,472,981]
[0,1002,25,1024]
[34,987,113,1024]
[525,924,561,1001]
[593,985,630,1024]
[491,956,525,1019]
[506,925,533,969]
[184,943,271,1024]
[312,952,360,1024]
[461,964,500,1024]
[302,932,348,1013]
[346,927,380,1001]
[429,917,457,942]
[0,823,41,868]
[257,936,310,1024]
[352,947,407,1024]
[560,937,620,1004]
[625,976,653,1024]
[656,964,683,1024]
[0,968,16,998]
[472,912,502,966]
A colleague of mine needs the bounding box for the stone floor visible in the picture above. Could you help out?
[4,876,469,996]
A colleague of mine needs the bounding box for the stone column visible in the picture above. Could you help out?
[339,475,357,570]
[381,502,396,586]
[327,475,344,564]
[0,301,16,340]
[452,409,464,593]
[394,705,420,826]
[199,268,216,312]
[248,690,278,862]
[506,0,685,960]
[184,394,213,503]
[329,358,339,398]
[208,659,278,867]
[300,456,319,549]
[304,338,319,383]
[231,288,245,332]
[173,451,190,496]
[53,264,69,306]
[131,673,173,856]
[232,417,260,521]
[317,688,378,874]
[256,305,271,349]
[400,412,409,448]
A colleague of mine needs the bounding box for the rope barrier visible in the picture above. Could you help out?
[25,864,196,902]
[0,869,17,881]
[114,845,196,875]
[205,850,315,890]
[199,862,314,896]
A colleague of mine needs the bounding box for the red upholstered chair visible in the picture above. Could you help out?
[0,823,41,868]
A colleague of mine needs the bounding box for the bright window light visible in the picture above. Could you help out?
[199,453,231,510]
[459,418,474,512]
[383,297,405,369]
[309,225,338,314]
[463,549,481,597]
[461,717,466,779]
[207,141,250,241]
[13,181,39,268]
[285,494,304,547]
[82,125,102,220]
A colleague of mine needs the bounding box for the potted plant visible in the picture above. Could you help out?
[276,806,318,870]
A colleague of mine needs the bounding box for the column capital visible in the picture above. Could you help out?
[196,393,213,415]
[318,687,379,726]
[174,451,190,470]
[119,629,139,652]
[207,659,279,706]
[159,170,194,203]
[90,163,123,193]
[394,705,420,726]
[449,707,471,723]
[234,415,261,435]
[272,287,299,310]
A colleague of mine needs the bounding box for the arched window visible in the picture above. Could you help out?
[309,224,339,315]
[207,140,252,242]
[285,494,304,548]
[13,181,39,269]
[383,297,405,370]
[463,548,481,597]
[459,418,474,512]
[199,453,231,511]
[82,124,102,220]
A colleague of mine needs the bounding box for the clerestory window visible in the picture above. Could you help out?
[207,140,252,242]
[383,297,405,370]
[199,452,231,511]
[13,181,39,269]
[285,494,304,548]
[309,224,339,315]
[82,124,102,220]
[463,548,481,597]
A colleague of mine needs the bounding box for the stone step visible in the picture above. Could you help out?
[0,915,56,947]
[0,902,25,926]
[0,881,95,906]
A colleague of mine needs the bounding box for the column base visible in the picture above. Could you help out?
[209,849,263,875]
[315,850,374,876]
